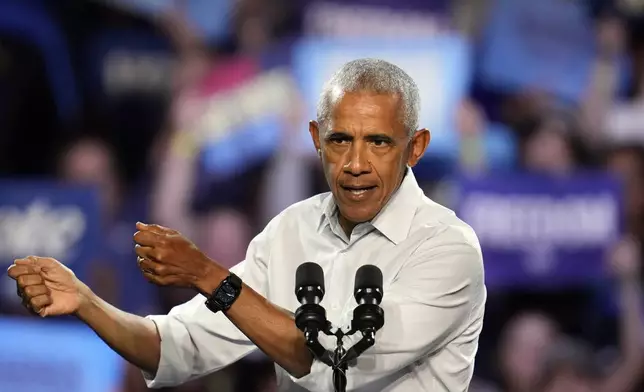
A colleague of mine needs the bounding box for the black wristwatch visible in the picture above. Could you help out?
[204,273,243,313]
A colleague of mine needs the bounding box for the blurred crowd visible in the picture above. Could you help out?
[1,0,644,391]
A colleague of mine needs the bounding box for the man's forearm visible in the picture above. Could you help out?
[75,286,161,374]
[197,271,312,378]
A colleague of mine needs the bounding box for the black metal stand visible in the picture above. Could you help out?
[301,323,377,392]
[332,330,348,392]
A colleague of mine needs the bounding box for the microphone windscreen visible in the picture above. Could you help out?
[354,265,383,292]
[295,262,325,290]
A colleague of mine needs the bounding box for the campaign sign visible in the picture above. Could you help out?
[292,36,472,159]
[0,317,122,392]
[302,0,452,37]
[98,0,233,43]
[192,58,296,180]
[479,0,597,102]
[455,174,623,289]
[0,181,101,306]
[83,28,174,99]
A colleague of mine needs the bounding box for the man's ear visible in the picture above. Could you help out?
[309,120,322,152]
[407,128,431,167]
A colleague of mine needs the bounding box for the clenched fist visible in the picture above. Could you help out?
[6,256,88,317]
[133,222,227,295]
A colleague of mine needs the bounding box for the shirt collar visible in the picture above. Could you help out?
[318,168,423,244]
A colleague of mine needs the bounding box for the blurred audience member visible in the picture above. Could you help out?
[58,135,163,392]
[497,312,560,392]
[538,238,644,392]
[603,22,644,146]
[606,145,644,246]
[57,135,156,313]
[516,112,585,175]
[582,11,626,146]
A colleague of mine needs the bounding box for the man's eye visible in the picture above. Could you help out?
[330,137,350,144]
[371,139,390,147]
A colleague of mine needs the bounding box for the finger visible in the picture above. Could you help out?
[7,265,38,280]
[138,257,185,276]
[133,230,164,247]
[17,274,44,288]
[29,294,52,314]
[141,269,157,283]
[137,222,175,235]
[19,256,58,269]
[136,246,171,264]
[14,257,36,266]
[21,295,37,316]
[134,244,156,260]
[141,270,183,286]
[24,284,49,298]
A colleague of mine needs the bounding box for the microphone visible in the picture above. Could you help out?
[294,262,333,366]
[295,262,325,305]
[354,264,384,306]
[343,265,385,364]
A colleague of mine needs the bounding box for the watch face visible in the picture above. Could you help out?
[216,283,237,304]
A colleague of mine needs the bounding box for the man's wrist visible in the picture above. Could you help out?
[194,262,229,296]
[74,283,97,321]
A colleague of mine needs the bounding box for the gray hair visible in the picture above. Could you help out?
[316,58,421,137]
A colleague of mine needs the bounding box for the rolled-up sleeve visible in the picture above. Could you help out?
[345,229,486,391]
[142,219,275,388]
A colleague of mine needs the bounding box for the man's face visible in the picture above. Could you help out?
[309,91,430,229]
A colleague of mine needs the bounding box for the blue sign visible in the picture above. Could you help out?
[0,181,101,307]
[291,36,472,159]
[0,317,122,392]
[82,28,174,99]
[479,0,599,102]
[455,173,623,289]
[97,0,233,43]
[196,63,292,180]
[302,0,452,36]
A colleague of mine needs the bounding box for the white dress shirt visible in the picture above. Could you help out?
[143,169,486,391]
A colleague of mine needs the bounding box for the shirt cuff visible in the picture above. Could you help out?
[142,314,191,388]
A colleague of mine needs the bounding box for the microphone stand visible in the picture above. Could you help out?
[304,324,377,392]
[295,272,384,392]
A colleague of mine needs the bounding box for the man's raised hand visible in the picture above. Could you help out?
[133,222,226,295]
[7,256,88,317]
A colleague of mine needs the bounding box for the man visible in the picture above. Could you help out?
[8,59,486,391]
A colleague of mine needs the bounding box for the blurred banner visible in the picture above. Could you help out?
[83,29,174,99]
[479,0,597,102]
[292,35,471,159]
[303,0,451,37]
[0,317,122,392]
[189,57,295,180]
[456,174,623,289]
[93,0,233,43]
[0,181,101,306]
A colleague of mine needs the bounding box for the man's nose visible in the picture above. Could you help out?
[343,143,371,176]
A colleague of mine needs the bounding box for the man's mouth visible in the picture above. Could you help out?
[340,185,377,198]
